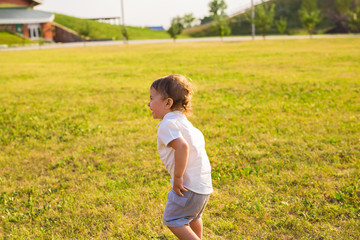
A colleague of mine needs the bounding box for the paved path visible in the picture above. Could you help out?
[1,34,359,51]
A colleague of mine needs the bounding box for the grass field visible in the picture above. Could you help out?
[54,13,176,40]
[0,32,35,46]
[0,38,359,239]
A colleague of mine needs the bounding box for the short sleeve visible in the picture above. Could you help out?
[157,120,182,146]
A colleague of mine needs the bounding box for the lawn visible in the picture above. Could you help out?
[0,38,359,239]
[0,32,36,46]
[54,13,177,40]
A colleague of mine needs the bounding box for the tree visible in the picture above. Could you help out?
[78,21,91,39]
[122,27,129,41]
[301,0,317,11]
[212,16,231,41]
[335,0,351,16]
[275,17,287,34]
[182,13,196,29]
[254,1,275,39]
[334,0,352,31]
[348,7,360,32]
[325,0,353,33]
[78,21,91,45]
[298,0,322,38]
[167,17,184,42]
[200,16,214,25]
[209,0,227,17]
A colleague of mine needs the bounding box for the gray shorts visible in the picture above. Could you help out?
[163,189,210,227]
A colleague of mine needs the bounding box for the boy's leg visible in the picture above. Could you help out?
[168,226,200,240]
[190,218,203,239]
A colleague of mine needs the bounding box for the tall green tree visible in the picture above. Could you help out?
[167,17,184,42]
[209,0,227,17]
[336,0,352,30]
[299,0,322,38]
[335,0,351,16]
[301,0,317,11]
[212,16,231,41]
[182,13,196,29]
[78,22,91,39]
[348,7,360,32]
[122,27,129,41]
[325,0,355,33]
[275,17,287,34]
[254,0,275,39]
[78,21,91,45]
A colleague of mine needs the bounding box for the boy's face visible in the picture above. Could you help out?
[148,87,171,119]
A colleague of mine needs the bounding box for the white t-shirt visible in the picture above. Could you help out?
[157,111,213,194]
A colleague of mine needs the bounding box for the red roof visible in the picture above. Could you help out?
[0,0,43,8]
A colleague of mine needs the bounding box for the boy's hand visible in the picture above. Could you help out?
[173,176,188,197]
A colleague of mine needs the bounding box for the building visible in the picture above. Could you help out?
[148,26,165,31]
[0,0,54,41]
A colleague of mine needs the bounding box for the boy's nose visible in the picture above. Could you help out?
[147,102,150,107]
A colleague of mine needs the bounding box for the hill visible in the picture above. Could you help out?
[185,0,358,37]
[0,32,36,46]
[0,13,184,46]
[54,13,172,40]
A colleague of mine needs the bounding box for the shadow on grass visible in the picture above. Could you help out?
[151,235,170,239]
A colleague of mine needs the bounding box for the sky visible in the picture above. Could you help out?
[35,0,262,28]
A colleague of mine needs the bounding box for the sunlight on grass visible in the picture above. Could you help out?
[0,38,359,239]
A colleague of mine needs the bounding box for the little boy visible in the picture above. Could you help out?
[148,74,213,239]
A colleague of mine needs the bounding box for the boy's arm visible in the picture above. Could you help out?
[168,137,189,197]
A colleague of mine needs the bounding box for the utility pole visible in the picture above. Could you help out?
[251,0,255,40]
[120,0,127,43]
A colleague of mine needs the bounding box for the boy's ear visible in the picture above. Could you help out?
[165,98,173,109]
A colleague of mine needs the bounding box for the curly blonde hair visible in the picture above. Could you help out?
[151,74,193,115]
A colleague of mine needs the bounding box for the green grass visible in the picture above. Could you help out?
[0,38,359,239]
[0,32,35,46]
[54,13,177,40]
